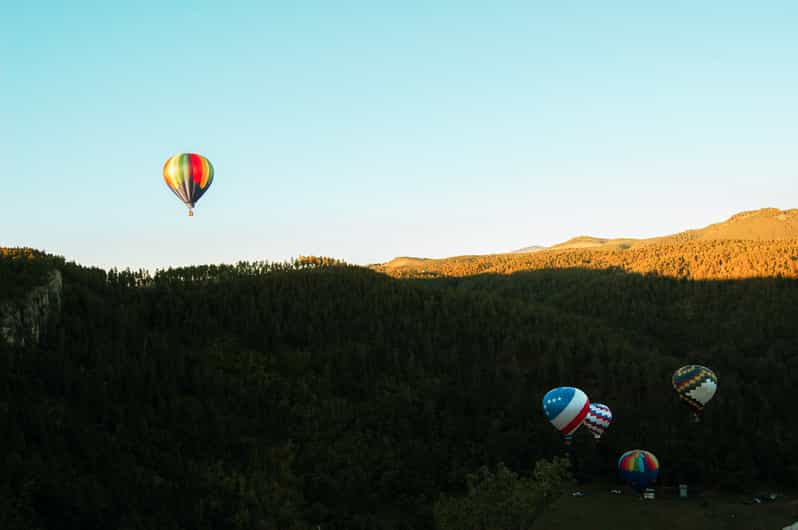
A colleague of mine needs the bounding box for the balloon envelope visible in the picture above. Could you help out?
[163,153,214,212]
[618,450,659,493]
[542,387,590,443]
[583,403,612,439]
[672,365,717,416]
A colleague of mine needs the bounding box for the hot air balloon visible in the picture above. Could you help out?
[583,403,612,440]
[163,153,214,216]
[542,387,590,446]
[618,449,659,493]
[672,365,717,422]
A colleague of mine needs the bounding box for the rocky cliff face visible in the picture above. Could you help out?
[0,269,63,346]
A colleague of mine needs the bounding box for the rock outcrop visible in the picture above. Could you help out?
[0,269,63,346]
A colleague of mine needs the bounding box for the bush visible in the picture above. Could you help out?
[434,458,572,530]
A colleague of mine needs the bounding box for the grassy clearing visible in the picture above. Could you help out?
[532,482,798,530]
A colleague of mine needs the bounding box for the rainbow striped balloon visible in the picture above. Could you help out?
[163,153,214,215]
[618,450,659,493]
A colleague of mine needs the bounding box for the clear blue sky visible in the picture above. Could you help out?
[2,1,796,270]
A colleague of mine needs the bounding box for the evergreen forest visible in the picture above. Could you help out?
[1,247,797,529]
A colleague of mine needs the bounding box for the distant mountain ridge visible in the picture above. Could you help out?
[548,236,639,251]
[511,245,546,253]
[524,208,798,252]
[375,208,798,279]
[667,207,798,243]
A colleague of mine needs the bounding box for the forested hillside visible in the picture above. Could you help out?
[376,239,798,279]
[376,209,798,279]
[0,248,55,299]
[1,248,797,529]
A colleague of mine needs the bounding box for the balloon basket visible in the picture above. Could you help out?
[188,210,194,217]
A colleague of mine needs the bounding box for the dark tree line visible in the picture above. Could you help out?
[0,249,796,529]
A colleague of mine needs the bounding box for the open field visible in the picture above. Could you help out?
[533,482,798,530]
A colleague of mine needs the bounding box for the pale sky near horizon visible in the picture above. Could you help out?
[2,1,797,271]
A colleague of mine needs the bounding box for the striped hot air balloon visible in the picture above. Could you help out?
[583,402,612,440]
[542,387,590,446]
[618,449,659,493]
[672,365,717,422]
[163,153,214,216]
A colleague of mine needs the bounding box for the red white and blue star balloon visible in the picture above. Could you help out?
[542,387,590,445]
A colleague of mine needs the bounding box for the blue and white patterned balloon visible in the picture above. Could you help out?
[583,402,612,439]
